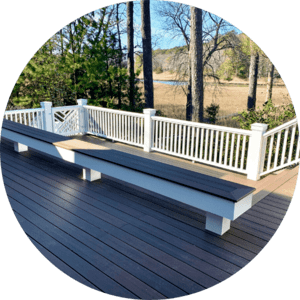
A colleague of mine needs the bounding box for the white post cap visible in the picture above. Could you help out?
[143,108,156,115]
[251,123,268,132]
[77,99,88,106]
[40,101,52,108]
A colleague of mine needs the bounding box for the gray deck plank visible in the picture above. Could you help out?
[0,137,294,298]
[1,152,254,266]
[2,120,255,202]
[28,237,100,291]
[3,152,234,279]
[3,173,197,296]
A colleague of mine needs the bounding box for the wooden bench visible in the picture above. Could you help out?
[1,119,255,235]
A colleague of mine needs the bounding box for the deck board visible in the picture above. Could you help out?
[6,182,190,298]
[13,210,138,298]
[1,153,242,276]
[2,120,255,202]
[0,137,296,298]
[28,236,100,291]
[1,140,263,252]
[4,176,196,297]
[73,134,298,204]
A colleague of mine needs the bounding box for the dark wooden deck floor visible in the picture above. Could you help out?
[0,137,295,299]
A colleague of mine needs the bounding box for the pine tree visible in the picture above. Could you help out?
[9,8,142,110]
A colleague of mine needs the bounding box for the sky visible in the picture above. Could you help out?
[110,0,189,51]
[131,0,188,49]
[78,0,240,52]
[118,0,240,51]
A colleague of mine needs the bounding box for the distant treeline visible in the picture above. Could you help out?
[136,33,279,81]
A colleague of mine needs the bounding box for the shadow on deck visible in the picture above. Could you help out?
[0,136,298,299]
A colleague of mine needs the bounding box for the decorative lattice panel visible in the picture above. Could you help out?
[52,108,80,136]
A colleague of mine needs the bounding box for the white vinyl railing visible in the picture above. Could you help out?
[260,118,299,176]
[84,105,145,148]
[151,116,252,174]
[4,99,298,181]
[4,108,45,130]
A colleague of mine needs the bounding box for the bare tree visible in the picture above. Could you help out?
[154,2,234,120]
[247,41,260,110]
[141,0,154,108]
[154,2,190,46]
[127,1,135,107]
[190,7,204,122]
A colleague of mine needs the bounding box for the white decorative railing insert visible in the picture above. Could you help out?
[52,106,81,136]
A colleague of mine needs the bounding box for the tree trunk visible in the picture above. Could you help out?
[190,7,203,122]
[265,62,274,104]
[60,29,64,56]
[127,1,135,107]
[68,23,78,101]
[116,4,123,108]
[186,51,192,120]
[141,0,154,108]
[247,43,259,110]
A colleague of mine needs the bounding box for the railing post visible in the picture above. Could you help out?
[40,101,53,132]
[246,123,268,181]
[143,108,156,152]
[77,99,88,134]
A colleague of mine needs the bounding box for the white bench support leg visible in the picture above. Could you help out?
[205,212,231,235]
[82,168,101,181]
[14,142,28,152]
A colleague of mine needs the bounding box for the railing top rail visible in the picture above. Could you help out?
[52,105,80,111]
[83,105,145,118]
[263,118,298,138]
[152,116,252,136]
[5,108,44,114]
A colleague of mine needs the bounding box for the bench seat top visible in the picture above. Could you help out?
[2,119,255,202]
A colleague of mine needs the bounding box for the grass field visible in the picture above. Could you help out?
[138,72,292,127]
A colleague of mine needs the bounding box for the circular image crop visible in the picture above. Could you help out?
[1,1,299,300]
